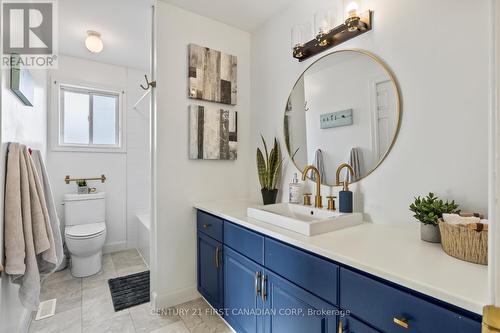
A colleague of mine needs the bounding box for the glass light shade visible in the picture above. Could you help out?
[344,0,362,19]
[314,9,336,37]
[85,31,103,53]
[291,23,312,50]
[291,25,302,49]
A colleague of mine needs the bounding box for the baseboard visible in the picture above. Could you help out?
[102,241,128,254]
[152,286,200,309]
[20,308,34,333]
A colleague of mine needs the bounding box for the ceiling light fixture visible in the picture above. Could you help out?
[85,30,103,53]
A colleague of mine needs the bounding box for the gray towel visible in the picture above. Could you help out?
[25,146,57,274]
[311,149,326,184]
[32,150,64,271]
[4,143,57,310]
[345,148,362,183]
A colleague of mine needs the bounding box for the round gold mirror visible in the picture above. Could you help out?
[284,49,401,186]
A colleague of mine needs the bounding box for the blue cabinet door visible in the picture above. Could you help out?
[197,232,223,310]
[265,238,339,305]
[340,268,481,333]
[224,246,265,333]
[263,270,338,333]
[225,222,265,264]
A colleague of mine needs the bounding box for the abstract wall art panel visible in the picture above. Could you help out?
[188,44,237,105]
[189,105,237,160]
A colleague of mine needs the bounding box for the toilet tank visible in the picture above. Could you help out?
[64,192,105,226]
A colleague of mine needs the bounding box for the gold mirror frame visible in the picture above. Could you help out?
[283,49,402,186]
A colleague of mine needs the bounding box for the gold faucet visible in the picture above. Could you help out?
[301,165,322,208]
[336,163,355,191]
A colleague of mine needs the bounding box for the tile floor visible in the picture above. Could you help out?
[28,249,232,333]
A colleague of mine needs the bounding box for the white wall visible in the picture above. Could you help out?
[155,2,251,307]
[126,70,151,249]
[0,67,48,332]
[47,55,149,251]
[250,0,490,223]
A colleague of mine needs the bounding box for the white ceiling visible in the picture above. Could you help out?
[161,0,297,32]
[58,0,151,70]
[58,0,296,69]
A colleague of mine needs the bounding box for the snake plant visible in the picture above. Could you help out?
[256,135,283,190]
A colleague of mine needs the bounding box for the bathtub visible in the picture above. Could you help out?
[136,212,150,266]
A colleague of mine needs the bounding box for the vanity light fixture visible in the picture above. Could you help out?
[291,1,372,62]
[85,30,103,53]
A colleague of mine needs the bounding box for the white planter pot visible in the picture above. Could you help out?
[420,223,441,243]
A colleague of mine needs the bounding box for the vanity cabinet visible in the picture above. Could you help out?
[197,232,223,310]
[340,268,481,333]
[224,246,265,333]
[264,270,337,333]
[225,221,264,264]
[223,245,337,333]
[265,238,338,305]
[197,210,223,241]
[196,210,481,333]
[196,211,224,310]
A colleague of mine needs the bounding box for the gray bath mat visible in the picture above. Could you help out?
[108,271,150,311]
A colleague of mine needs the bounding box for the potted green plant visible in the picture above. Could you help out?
[409,192,459,243]
[76,179,88,194]
[256,135,283,205]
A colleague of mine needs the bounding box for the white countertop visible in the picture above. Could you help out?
[194,199,488,315]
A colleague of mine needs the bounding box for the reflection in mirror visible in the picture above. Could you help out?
[284,50,399,186]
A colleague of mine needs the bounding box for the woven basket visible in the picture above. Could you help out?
[438,219,488,265]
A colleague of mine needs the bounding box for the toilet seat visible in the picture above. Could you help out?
[65,222,106,239]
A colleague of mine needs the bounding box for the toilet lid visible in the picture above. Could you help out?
[66,222,106,238]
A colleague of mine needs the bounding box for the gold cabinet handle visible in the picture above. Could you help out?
[215,245,220,268]
[255,271,261,296]
[338,319,343,333]
[393,317,409,329]
[202,223,212,228]
[261,275,267,302]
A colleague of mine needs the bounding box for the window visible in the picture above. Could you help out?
[59,85,122,149]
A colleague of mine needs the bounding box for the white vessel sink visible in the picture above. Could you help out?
[247,203,363,236]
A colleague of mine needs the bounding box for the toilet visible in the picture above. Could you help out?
[64,192,107,277]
